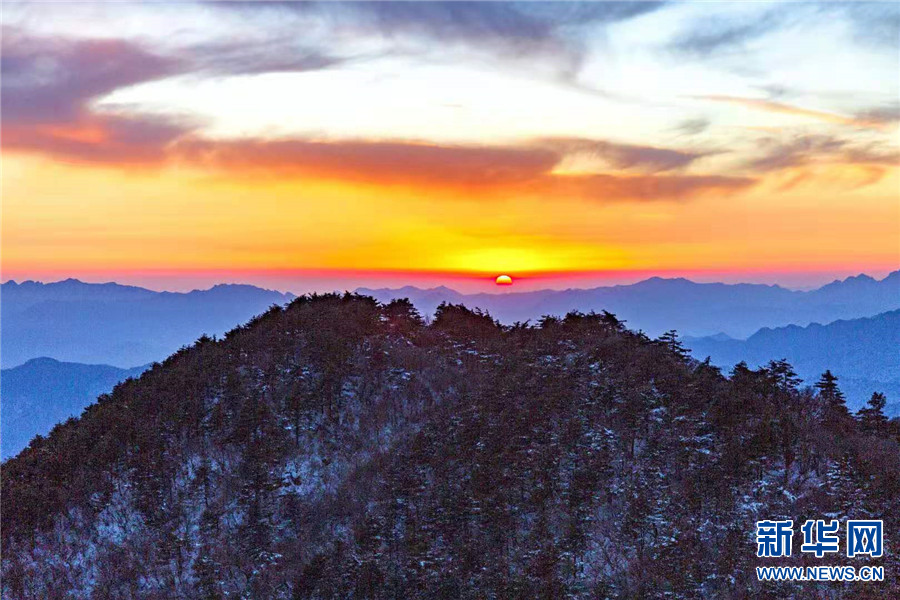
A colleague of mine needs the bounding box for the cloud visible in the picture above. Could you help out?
[746,133,899,181]
[214,1,666,80]
[541,138,705,173]
[670,2,900,58]
[175,136,750,202]
[1,16,750,202]
[4,114,196,166]
[1,28,196,165]
[547,172,753,202]
[1,27,181,124]
[674,118,711,136]
[177,138,559,188]
[829,1,900,49]
[0,27,721,198]
[186,38,346,77]
[0,27,349,165]
[853,103,900,127]
[669,13,779,58]
[695,95,894,130]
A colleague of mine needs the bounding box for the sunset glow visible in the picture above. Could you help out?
[2,2,898,291]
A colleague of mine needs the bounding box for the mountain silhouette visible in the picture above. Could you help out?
[688,310,900,412]
[1,358,149,459]
[1,279,295,368]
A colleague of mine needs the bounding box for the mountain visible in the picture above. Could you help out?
[688,310,900,412]
[358,270,900,338]
[4,295,898,598]
[0,358,149,459]
[1,279,295,368]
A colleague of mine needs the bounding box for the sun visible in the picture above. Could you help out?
[495,274,513,286]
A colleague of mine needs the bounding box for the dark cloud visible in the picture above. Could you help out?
[1,27,181,124]
[214,1,666,79]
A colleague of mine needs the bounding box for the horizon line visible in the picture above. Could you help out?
[3,266,898,296]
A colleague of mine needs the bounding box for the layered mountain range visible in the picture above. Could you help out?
[688,310,900,412]
[1,279,294,368]
[2,273,897,460]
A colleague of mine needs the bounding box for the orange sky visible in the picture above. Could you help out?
[2,2,898,292]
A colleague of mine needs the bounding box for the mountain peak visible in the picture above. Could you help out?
[820,273,877,289]
[19,356,62,367]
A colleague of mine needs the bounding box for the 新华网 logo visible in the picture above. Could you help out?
[756,519,884,558]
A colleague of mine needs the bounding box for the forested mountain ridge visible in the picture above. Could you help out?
[3,295,898,599]
[0,358,150,459]
[358,270,900,338]
[689,310,900,413]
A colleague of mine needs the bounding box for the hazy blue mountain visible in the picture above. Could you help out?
[358,270,900,338]
[688,310,900,412]
[1,280,295,368]
[1,358,149,459]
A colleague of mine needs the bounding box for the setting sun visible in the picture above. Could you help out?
[495,275,513,286]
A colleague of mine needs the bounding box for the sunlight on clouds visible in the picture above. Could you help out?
[97,59,675,146]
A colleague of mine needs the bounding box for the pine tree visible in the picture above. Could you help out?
[816,370,849,428]
[857,391,888,433]
[766,359,801,393]
[657,330,690,361]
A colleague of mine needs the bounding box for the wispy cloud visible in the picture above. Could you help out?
[185,38,346,77]
[673,118,711,136]
[669,12,779,58]
[695,95,895,130]
[746,133,899,190]
[829,1,900,49]
[1,28,194,165]
[1,27,181,124]
[541,137,706,173]
[0,27,353,165]
[215,1,666,80]
[547,172,753,202]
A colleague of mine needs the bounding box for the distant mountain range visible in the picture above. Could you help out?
[1,279,295,368]
[689,310,900,412]
[2,273,896,457]
[358,271,900,339]
[1,358,149,459]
